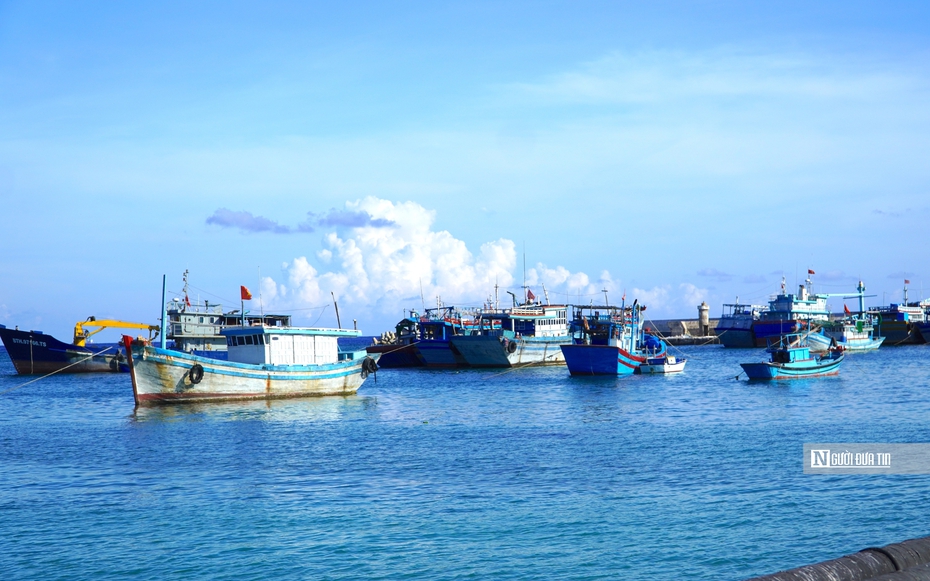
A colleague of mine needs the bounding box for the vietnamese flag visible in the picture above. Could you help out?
[905,279,911,285]
[240,285,253,300]
[844,304,851,316]
[808,269,815,275]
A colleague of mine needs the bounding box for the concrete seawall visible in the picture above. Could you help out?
[642,317,721,345]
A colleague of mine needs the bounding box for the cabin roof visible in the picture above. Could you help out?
[220,326,361,338]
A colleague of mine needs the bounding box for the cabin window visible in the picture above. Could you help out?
[199,317,204,324]
[258,335,265,345]
[245,336,254,345]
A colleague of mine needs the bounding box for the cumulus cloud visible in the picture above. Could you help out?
[255,197,719,327]
[206,208,292,233]
[261,197,627,325]
[263,198,514,318]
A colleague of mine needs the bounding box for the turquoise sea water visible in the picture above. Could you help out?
[2,343,930,580]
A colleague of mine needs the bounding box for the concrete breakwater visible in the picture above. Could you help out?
[746,536,930,580]
[641,317,721,345]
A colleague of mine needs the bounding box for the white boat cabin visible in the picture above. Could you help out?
[221,326,361,366]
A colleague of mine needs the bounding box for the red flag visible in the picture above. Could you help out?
[808,269,815,275]
[527,288,536,301]
[240,285,252,300]
[905,279,911,285]
[843,304,851,316]
[184,295,191,308]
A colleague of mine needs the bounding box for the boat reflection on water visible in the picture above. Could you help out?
[131,392,377,423]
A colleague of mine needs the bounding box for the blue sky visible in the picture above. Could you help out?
[1,1,929,340]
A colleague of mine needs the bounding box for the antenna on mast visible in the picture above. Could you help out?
[602,288,609,306]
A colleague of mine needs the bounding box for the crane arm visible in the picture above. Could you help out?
[74,318,160,347]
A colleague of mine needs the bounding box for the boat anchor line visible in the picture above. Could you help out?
[0,346,116,396]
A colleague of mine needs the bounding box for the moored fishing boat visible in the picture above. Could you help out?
[411,305,476,368]
[450,296,570,368]
[365,312,424,368]
[806,281,885,352]
[560,301,647,376]
[749,275,832,347]
[715,301,764,348]
[638,354,686,374]
[871,283,927,346]
[807,320,884,352]
[123,325,379,405]
[0,319,157,375]
[739,333,844,380]
[635,334,686,374]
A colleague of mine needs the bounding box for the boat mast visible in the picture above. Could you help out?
[160,274,167,349]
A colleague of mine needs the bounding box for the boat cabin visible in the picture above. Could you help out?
[221,326,361,366]
[474,305,568,339]
[766,334,813,363]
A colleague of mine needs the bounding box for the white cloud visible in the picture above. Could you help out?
[262,198,643,327]
[263,198,520,321]
[679,283,709,307]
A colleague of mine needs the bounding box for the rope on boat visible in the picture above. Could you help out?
[371,340,423,357]
[0,346,115,396]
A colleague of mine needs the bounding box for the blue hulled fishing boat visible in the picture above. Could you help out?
[740,333,844,380]
[411,305,476,368]
[560,300,647,376]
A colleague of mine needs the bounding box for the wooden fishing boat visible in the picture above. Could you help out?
[740,333,844,380]
[560,300,648,376]
[450,302,571,368]
[123,325,379,405]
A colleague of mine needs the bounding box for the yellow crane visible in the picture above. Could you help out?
[73,317,160,347]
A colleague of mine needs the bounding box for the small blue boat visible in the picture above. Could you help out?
[740,333,844,380]
[560,301,647,376]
